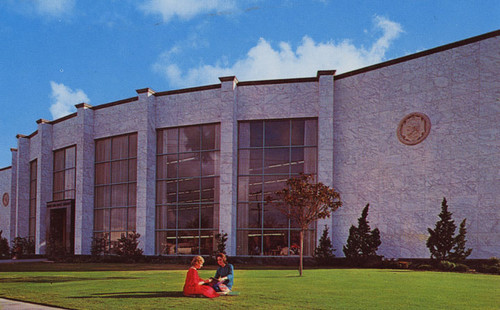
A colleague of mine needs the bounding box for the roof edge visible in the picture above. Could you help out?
[336,29,500,80]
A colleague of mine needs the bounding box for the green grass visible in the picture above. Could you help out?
[0,263,498,309]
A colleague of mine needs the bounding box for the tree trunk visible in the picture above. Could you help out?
[299,229,304,276]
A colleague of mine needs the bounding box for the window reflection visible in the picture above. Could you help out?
[53,146,76,201]
[156,124,220,255]
[94,133,137,253]
[237,119,317,256]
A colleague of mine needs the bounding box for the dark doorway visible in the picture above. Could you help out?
[46,199,75,256]
[49,208,66,249]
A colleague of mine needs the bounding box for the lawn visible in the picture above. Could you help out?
[0,263,498,309]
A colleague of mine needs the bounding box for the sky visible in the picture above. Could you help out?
[0,0,498,168]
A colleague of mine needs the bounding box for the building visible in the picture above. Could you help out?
[0,30,499,259]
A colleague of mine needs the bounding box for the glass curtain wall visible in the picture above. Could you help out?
[237,119,317,256]
[156,123,220,255]
[29,159,37,243]
[53,146,76,200]
[94,133,137,252]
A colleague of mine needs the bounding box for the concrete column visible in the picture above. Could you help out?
[15,135,30,239]
[9,148,18,241]
[35,119,53,254]
[218,76,238,255]
[74,103,94,254]
[135,88,156,255]
[316,70,336,243]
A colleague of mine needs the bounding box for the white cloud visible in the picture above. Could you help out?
[154,16,403,88]
[49,82,90,120]
[34,0,75,17]
[140,0,237,22]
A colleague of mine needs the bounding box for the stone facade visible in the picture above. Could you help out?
[0,166,12,240]
[0,30,498,258]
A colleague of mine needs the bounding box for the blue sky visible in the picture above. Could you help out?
[0,0,498,168]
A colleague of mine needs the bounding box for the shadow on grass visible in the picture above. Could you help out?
[70,291,185,299]
[0,276,140,284]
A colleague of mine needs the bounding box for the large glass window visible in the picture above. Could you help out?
[237,119,317,256]
[156,123,220,255]
[29,159,37,243]
[94,133,137,252]
[53,146,76,201]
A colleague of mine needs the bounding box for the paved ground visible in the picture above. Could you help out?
[0,258,48,264]
[0,298,66,309]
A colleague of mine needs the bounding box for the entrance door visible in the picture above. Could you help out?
[49,208,67,253]
[46,199,75,256]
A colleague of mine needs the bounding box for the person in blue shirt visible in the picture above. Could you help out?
[213,253,234,293]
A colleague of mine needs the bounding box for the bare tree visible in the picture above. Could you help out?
[268,174,342,276]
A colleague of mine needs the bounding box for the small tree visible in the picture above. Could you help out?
[314,225,335,265]
[426,198,457,261]
[270,174,342,276]
[449,219,472,262]
[215,231,228,254]
[343,204,381,264]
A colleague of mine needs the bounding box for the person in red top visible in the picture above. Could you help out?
[183,256,219,298]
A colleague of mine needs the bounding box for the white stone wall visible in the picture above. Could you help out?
[52,116,79,150]
[236,82,319,120]
[155,88,222,128]
[0,167,11,239]
[93,99,141,139]
[332,35,500,258]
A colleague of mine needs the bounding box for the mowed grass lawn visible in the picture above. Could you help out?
[0,263,498,309]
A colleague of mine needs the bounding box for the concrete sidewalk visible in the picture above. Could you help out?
[0,298,66,309]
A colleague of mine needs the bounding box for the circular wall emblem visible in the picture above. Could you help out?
[2,193,9,207]
[397,112,431,145]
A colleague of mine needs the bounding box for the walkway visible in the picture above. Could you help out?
[0,298,66,309]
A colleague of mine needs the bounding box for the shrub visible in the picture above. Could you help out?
[478,257,500,275]
[215,231,228,254]
[343,204,381,265]
[416,264,433,271]
[438,260,456,271]
[314,225,335,265]
[91,234,109,257]
[10,237,35,258]
[0,230,10,258]
[453,263,469,272]
[116,232,144,260]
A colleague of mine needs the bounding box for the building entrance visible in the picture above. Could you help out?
[46,199,75,256]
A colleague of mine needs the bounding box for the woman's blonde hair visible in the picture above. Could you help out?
[191,255,205,266]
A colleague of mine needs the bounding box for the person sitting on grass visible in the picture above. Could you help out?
[183,256,219,298]
[211,253,234,294]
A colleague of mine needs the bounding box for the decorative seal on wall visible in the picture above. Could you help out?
[2,193,8,207]
[397,112,431,145]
